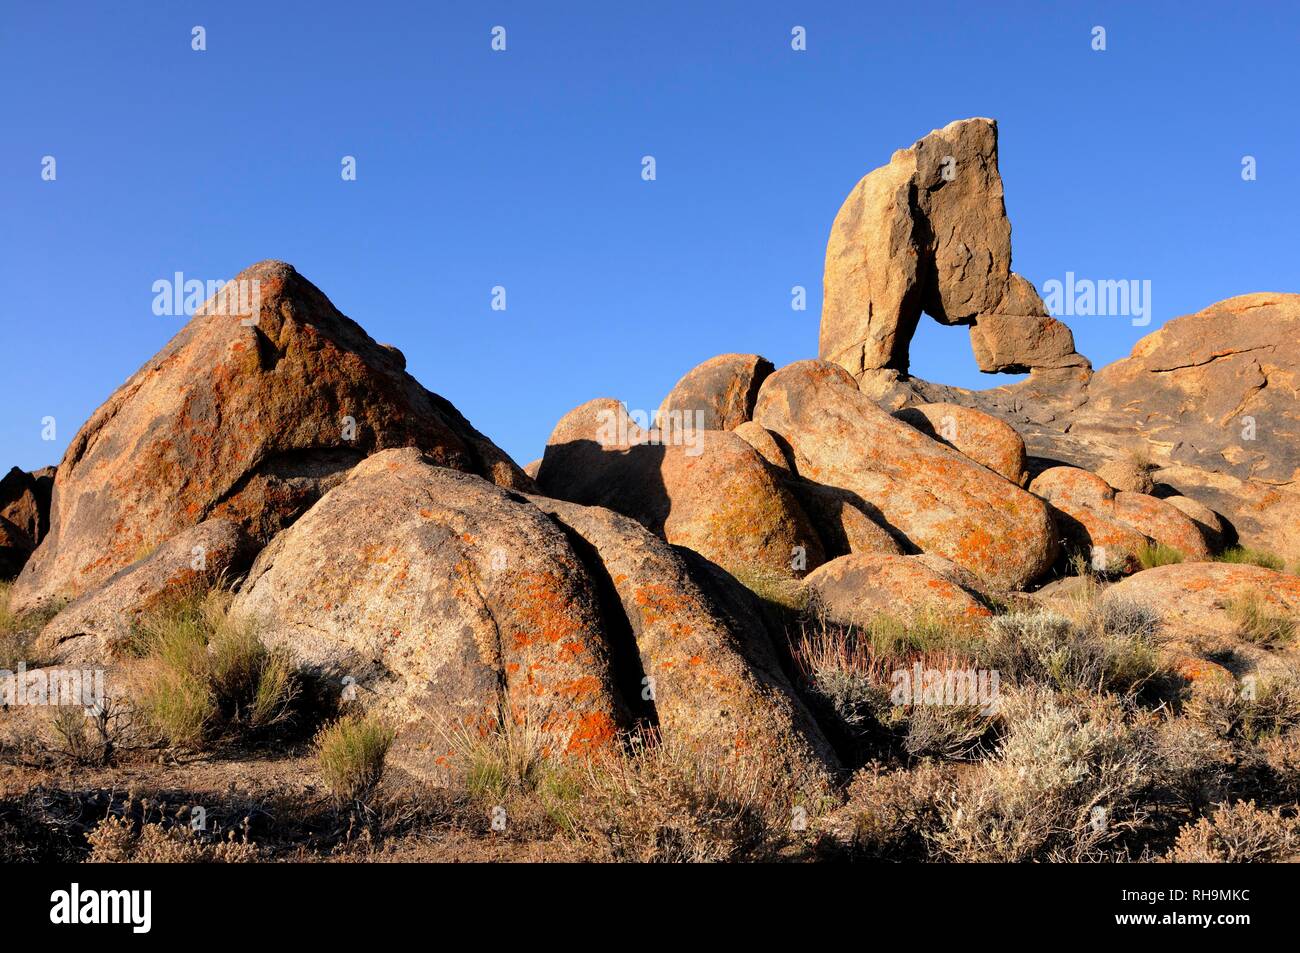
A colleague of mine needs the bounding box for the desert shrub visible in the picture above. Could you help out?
[1146,716,1233,809]
[134,590,300,748]
[793,616,993,760]
[1137,542,1184,569]
[931,688,1154,862]
[1216,546,1285,570]
[1225,589,1295,647]
[833,761,957,860]
[314,713,396,803]
[49,699,133,766]
[978,608,1161,697]
[1167,800,1300,863]
[572,733,802,863]
[1185,676,1300,743]
[86,815,258,863]
[901,703,994,761]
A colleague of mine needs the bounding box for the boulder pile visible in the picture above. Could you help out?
[6,118,1294,785]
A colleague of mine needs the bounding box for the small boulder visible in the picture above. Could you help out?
[731,421,791,471]
[1162,495,1227,551]
[537,399,824,580]
[1028,466,1210,567]
[1096,458,1156,495]
[804,553,992,628]
[657,353,773,431]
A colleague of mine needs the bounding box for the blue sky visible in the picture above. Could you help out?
[2,1,1296,471]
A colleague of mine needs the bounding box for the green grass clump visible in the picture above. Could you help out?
[1215,546,1285,571]
[1137,541,1184,570]
[314,713,396,803]
[134,590,299,748]
[1225,589,1296,647]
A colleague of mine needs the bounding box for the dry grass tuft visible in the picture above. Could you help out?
[1225,589,1296,647]
[86,814,259,863]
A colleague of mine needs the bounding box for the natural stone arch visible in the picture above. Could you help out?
[819,118,1089,382]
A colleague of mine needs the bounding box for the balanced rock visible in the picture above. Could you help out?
[657,353,773,431]
[10,261,530,614]
[37,519,256,665]
[893,402,1027,484]
[232,449,626,757]
[537,399,824,580]
[753,360,1055,590]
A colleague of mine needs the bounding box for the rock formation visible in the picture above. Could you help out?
[819,118,1088,384]
[657,353,773,431]
[9,261,530,614]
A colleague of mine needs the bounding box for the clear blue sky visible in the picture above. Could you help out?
[3,1,1296,471]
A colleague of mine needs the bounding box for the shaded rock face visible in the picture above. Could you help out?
[753,360,1056,590]
[892,402,1027,485]
[0,466,54,550]
[537,398,824,580]
[785,480,904,560]
[530,497,838,781]
[819,118,1087,381]
[233,449,626,757]
[37,520,257,665]
[0,516,32,580]
[657,353,774,431]
[804,553,992,628]
[1028,467,1210,569]
[11,261,530,614]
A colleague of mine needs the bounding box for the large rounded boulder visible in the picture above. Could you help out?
[753,360,1055,590]
[232,449,625,756]
[11,261,529,614]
